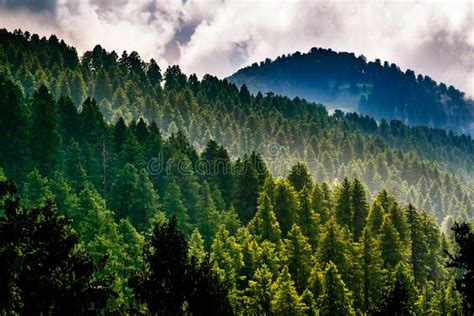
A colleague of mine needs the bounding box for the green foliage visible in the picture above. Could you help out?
[129,216,231,314]
[319,262,355,316]
[447,222,474,314]
[0,28,471,314]
[0,181,115,314]
[270,267,308,315]
[248,192,281,244]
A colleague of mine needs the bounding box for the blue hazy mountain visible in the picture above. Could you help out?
[227,48,474,135]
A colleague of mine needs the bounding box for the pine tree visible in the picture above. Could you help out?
[109,164,159,230]
[446,222,474,314]
[0,181,115,314]
[248,192,281,245]
[335,178,353,230]
[406,204,431,285]
[377,262,418,315]
[161,178,190,234]
[351,179,369,240]
[297,186,320,248]
[49,170,78,215]
[360,228,386,313]
[0,77,30,180]
[312,183,331,224]
[270,266,308,315]
[379,216,404,269]
[234,155,261,224]
[30,85,62,176]
[22,169,52,208]
[317,218,352,278]
[367,200,386,234]
[273,179,299,236]
[319,261,355,316]
[129,215,188,314]
[188,228,207,266]
[194,182,219,248]
[288,162,314,192]
[246,264,273,314]
[282,224,314,293]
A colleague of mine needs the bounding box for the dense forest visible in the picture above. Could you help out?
[228,47,474,135]
[0,28,473,314]
[0,28,472,227]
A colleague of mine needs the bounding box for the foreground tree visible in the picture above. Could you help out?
[0,181,115,314]
[446,222,474,314]
[319,261,355,316]
[129,216,231,315]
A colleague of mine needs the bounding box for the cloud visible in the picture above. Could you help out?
[0,0,473,95]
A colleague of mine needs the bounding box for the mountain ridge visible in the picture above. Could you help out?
[227,47,474,135]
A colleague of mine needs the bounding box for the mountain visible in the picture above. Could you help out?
[227,47,474,135]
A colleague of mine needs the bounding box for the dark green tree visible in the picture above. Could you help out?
[288,162,314,192]
[30,85,62,176]
[0,181,115,314]
[446,222,474,314]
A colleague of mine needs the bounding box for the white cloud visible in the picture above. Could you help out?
[0,0,473,95]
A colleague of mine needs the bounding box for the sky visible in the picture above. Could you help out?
[0,0,473,95]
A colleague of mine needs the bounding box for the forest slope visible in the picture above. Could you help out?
[227,48,474,135]
[0,28,473,225]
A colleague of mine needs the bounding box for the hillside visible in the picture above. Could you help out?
[0,28,473,225]
[0,28,473,314]
[227,48,474,135]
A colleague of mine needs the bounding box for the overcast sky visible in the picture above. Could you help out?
[1,0,473,95]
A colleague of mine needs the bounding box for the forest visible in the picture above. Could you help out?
[228,47,474,135]
[0,28,473,314]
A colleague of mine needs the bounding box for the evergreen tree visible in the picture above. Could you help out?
[367,200,386,235]
[30,85,62,176]
[248,192,281,245]
[109,164,159,230]
[194,182,219,248]
[246,264,273,314]
[49,170,78,215]
[282,224,314,293]
[0,77,30,180]
[129,215,189,314]
[0,181,115,314]
[406,204,431,285]
[129,216,231,315]
[288,162,314,192]
[270,266,307,315]
[377,262,418,316]
[317,218,352,278]
[379,216,404,269]
[312,183,331,224]
[335,178,353,230]
[22,169,51,208]
[273,179,299,236]
[297,186,320,248]
[446,222,474,314]
[360,228,386,313]
[351,179,369,240]
[234,155,261,224]
[319,261,355,316]
[188,228,207,265]
[162,178,190,234]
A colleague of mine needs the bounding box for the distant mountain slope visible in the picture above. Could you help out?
[0,28,473,223]
[227,48,474,134]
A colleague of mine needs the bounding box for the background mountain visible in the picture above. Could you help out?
[227,48,474,135]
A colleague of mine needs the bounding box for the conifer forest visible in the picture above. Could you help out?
[0,10,473,315]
